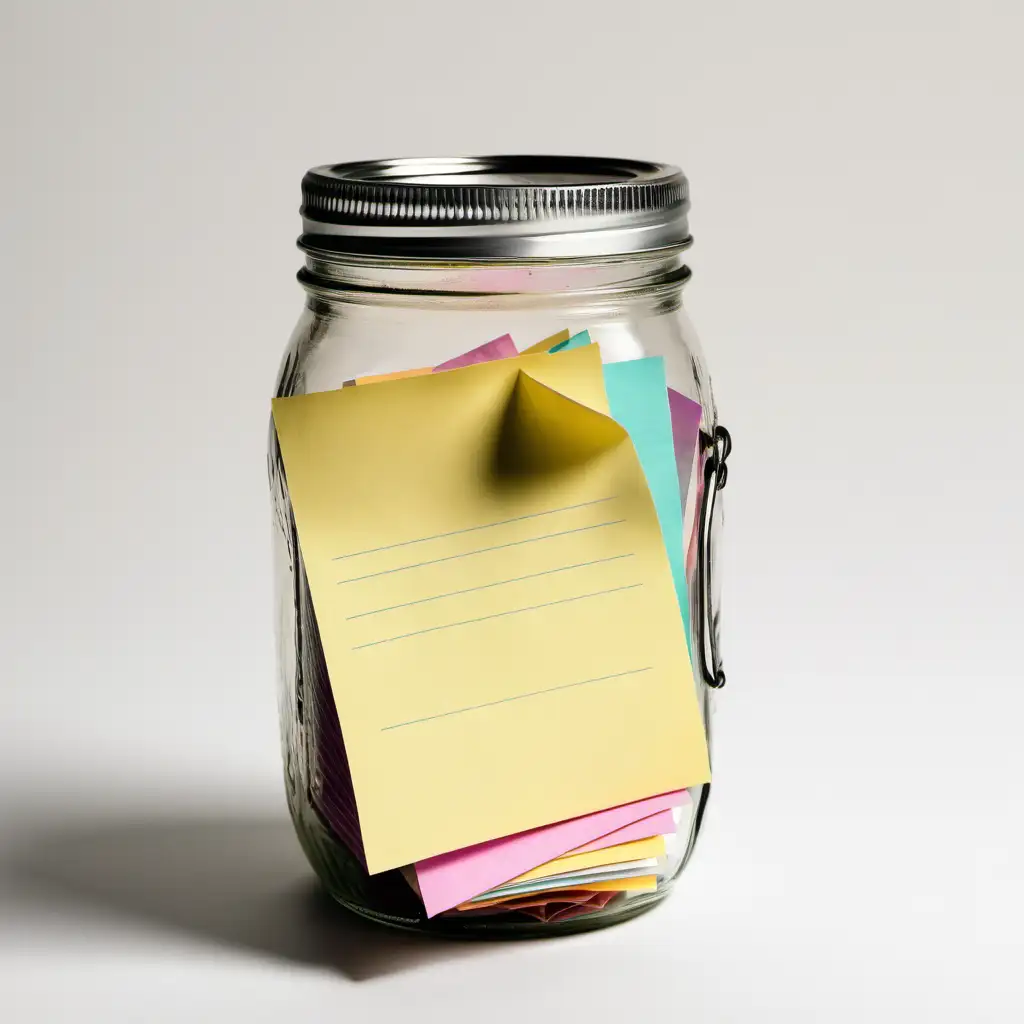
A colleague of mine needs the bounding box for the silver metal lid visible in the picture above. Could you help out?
[300,156,690,260]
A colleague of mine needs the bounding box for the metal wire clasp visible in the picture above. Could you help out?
[695,425,732,689]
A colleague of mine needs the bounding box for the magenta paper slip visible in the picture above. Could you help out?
[433,333,518,371]
[414,790,690,917]
[667,387,703,515]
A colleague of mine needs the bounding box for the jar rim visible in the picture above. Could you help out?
[299,155,691,260]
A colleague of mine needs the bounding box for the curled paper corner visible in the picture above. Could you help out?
[487,367,627,488]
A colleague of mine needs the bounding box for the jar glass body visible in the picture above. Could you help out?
[269,248,723,935]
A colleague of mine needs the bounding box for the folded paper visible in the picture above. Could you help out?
[415,789,688,916]
[467,861,661,902]
[502,834,666,887]
[448,890,621,922]
[456,874,657,912]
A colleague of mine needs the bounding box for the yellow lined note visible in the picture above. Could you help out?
[272,344,710,872]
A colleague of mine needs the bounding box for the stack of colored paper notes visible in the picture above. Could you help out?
[271,329,711,921]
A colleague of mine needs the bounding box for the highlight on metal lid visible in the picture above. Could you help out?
[300,155,691,260]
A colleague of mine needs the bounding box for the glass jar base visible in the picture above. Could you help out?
[330,886,669,940]
[290,788,673,939]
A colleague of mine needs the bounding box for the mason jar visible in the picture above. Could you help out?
[269,156,731,936]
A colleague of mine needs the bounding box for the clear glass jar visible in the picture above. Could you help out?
[269,158,730,936]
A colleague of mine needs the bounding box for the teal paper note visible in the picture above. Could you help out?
[603,357,692,653]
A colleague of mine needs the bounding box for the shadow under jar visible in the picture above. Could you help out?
[268,156,731,936]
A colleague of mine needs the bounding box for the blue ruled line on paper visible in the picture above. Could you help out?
[351,583,642,650]
[345,553,635,619]
[331,496,617,561]
[336,520,626,585]
[380,666,653,731]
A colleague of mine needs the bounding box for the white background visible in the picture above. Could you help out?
[2,1,1021,1020]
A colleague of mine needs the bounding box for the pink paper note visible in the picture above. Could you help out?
[415,790,690,917]
[567,808,676,856]
[433,333,518,372]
